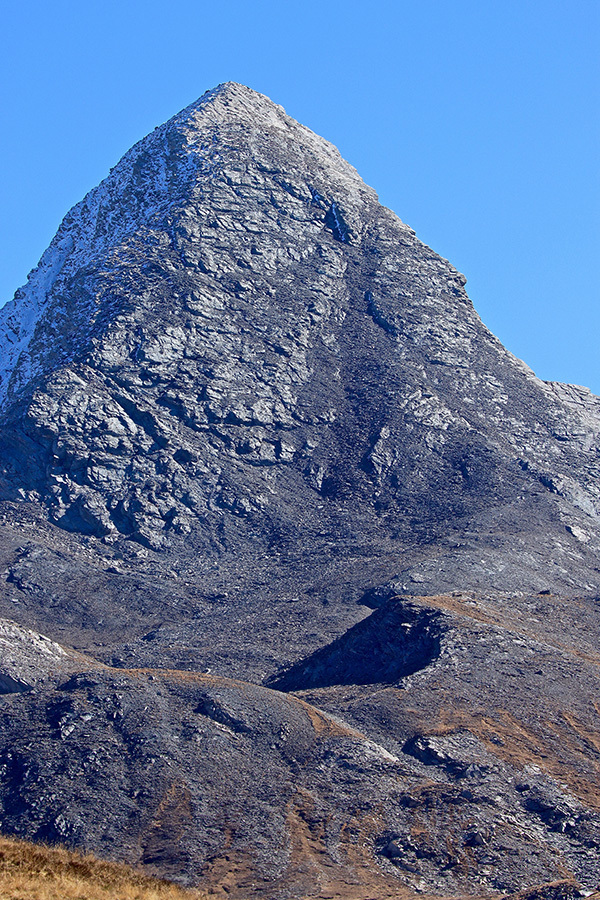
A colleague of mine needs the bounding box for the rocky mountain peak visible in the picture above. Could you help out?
[0,83,377,411]
[1,84,600,899]
[0,84,598,592]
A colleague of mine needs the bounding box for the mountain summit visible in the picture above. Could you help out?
[0,82,598,591]
[0,84,599,897]
[0,82,374,407]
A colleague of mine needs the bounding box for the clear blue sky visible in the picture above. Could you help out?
[1,1,598,392]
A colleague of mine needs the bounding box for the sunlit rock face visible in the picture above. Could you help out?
[0,84,600,898]
[1,82,599,580]
[1,83,419,557]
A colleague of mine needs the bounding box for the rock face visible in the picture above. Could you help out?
[0,83,599,898]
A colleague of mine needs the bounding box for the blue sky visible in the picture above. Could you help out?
[1,1,598,391]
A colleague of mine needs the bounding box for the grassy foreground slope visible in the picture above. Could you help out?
[0,830,594,900]
[0,835,204,900]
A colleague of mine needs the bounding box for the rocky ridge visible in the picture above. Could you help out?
[0,83,599,898]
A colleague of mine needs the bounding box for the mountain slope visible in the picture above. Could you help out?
[0,83,599,897]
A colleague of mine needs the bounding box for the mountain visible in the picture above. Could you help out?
[0,82,599,899]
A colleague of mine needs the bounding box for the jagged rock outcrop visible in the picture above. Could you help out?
[0,617,94,692]
[0,83,599,898]
[0,84,599,582]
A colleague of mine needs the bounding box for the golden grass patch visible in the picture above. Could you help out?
[0,834,204,900]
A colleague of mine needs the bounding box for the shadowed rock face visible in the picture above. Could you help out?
[0,83,600,898]
[267,599,442,690]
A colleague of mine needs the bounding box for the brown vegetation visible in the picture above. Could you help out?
[0,834,203,900]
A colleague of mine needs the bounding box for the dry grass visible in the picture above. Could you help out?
[0,834,204,900]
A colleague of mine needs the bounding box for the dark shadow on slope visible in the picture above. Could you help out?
[0,674,31,694]
[267,599,442,691]
[194,693,252,734]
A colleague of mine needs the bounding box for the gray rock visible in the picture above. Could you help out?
[0,82,599,897]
